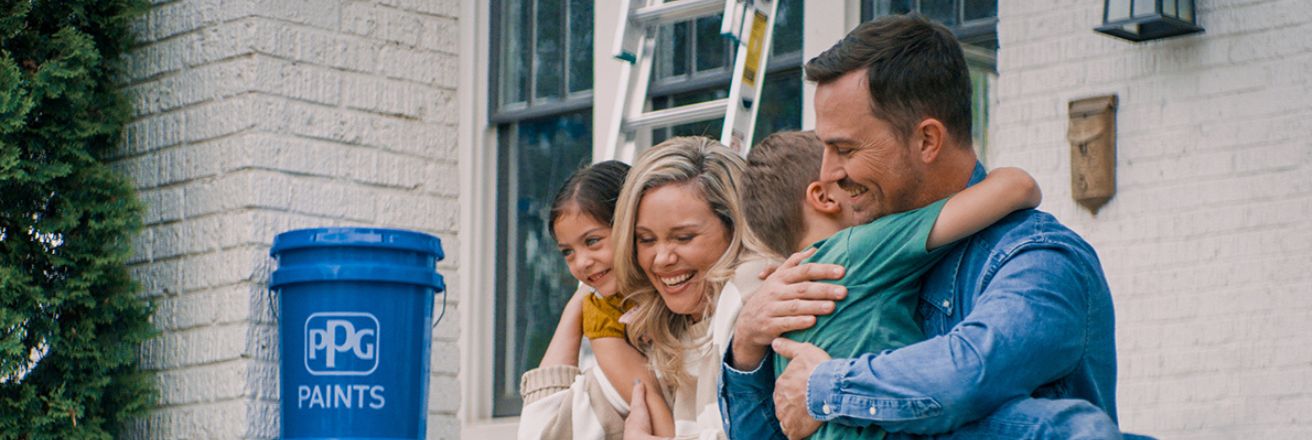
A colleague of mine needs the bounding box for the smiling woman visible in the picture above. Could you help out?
[610,136,769,437]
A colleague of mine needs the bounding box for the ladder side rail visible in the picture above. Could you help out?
[719,0,779,157]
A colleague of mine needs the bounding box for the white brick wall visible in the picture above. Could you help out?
[994,0,1312,437]
[117,1,461,438]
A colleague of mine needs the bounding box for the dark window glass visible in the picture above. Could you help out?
[501,0,531,106]
[568,0,593,93]
[534,0,564,100]
[694,15,730,73]
[492,112,592,417]
[963,0,997,22]
[656,21,691,79]
[771,1,803,55]
[490,0,594,417]
[751,67,804,147]
[920,0,959,27]
[863,0,914,21]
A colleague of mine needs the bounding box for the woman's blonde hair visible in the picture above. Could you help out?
[612,136,766,390]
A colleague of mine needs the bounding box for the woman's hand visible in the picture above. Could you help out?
[623,381,671,440]
[730,248,846,370]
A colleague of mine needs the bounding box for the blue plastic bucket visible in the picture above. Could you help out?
[270,227,445,440]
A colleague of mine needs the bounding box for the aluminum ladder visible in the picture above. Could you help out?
[602,0,780,163]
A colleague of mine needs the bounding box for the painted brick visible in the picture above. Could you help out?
[995,2,1312,437]
[379,0,460,18]
[253,0,341,30]
[378,44,459,87]
[127,400,248,439]
[121,2,462,438]
[250,17,387,74]
[426,376,461,414]
[140,323,248,370]
[152,284,251,331]
[426,414,461,440]
[155,360,249,406]
[419,15,460,54]
[254,55,344,106]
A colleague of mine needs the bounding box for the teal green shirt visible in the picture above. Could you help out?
[773,198,951,440]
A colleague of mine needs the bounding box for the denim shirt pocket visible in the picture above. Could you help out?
[919,289,954,335]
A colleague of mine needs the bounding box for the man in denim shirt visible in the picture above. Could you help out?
[717,15,1121,440]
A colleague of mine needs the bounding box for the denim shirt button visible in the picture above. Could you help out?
[822,404,832,415]
[868,406,877,416]
[941,299,951,309]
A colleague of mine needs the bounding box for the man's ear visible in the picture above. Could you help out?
[806,182,842,215]
[913,118,947,164]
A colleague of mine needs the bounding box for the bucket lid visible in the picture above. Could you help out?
[270,227,444,260]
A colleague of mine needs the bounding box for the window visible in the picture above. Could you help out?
[490,0,594,417]
[650,1,805,147]
[862,0,998,158]
[487,0,806,418]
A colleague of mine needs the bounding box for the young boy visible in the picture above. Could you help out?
[743,131,1041,440]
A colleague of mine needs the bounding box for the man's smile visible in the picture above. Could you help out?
[837,178,869,199]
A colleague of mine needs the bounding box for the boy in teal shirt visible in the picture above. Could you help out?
[779,174,1038,440]
[743,132,1041,440]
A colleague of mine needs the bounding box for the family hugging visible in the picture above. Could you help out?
[518,15,1120,440]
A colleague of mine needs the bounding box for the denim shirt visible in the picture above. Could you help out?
[718,163,1118,438]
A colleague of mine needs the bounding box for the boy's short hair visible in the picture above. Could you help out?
[743,131,825,258]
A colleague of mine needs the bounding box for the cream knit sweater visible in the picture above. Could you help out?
[517,259,767,440]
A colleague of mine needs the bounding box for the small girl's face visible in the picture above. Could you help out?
[554,207,618,297]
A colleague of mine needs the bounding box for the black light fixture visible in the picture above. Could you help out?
[1096,0,1204,42]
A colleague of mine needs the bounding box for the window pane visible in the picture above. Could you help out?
[656,21,691,80]
[567,0,593,93]
[493,111,593,416]
[963,0,996,22]
[500,0,531,106]
[920,0,959,27]
[752,67,803,147]
[863,0,914,21]
[1106,0,1131,21]
[695,14,729,72]
[771,0,803,55]
[1134,0,1156,17]
[534,0,564,100]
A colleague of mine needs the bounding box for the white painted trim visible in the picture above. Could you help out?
[458,0,508,434]
[802,0,861,130]
[593,0,624,162]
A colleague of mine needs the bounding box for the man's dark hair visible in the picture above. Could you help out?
[743,131,825,258]
[549,160,631,240]
[805,14,973,145]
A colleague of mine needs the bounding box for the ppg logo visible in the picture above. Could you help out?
[305,312,380,376]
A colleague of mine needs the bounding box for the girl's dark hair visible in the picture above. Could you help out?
[548,160,632,239]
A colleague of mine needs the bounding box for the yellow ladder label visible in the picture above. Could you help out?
[742,11,768,87]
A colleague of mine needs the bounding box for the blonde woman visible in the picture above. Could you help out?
[518,137,766,440]
[611,136,770,439]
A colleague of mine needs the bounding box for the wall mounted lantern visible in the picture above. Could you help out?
[1096,0,1204,42]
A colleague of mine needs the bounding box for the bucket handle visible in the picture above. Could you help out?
[266,288,450,329]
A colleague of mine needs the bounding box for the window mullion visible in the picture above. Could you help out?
[527,0,538,107]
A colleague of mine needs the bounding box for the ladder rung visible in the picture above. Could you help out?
[624,98,729,131]
[632,0,724,26]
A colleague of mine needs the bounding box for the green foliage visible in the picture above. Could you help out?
[0,0,155,438]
